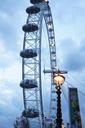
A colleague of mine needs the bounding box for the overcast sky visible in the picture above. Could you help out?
[0,0,85,128]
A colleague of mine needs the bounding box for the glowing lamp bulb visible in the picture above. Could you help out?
[53,74,65,86]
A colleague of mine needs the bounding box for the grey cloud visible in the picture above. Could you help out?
[0,82,23,128]
[52,0,85,26]
[80,39,85,52]
[57,38,85,72]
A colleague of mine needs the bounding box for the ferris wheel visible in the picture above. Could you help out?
[19,0,57,127]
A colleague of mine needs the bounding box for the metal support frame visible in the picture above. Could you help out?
[22,10,43,128]
[21,1,57,128]
[43,3,57,120]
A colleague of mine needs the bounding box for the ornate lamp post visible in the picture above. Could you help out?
[53,73,65,128]
[43,68,67,128]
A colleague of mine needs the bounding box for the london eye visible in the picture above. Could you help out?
[19,0,57,128]
[14,0,85,128]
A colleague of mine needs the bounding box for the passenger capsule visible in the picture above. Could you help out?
[51,107,56,110]
[20,79,37,89]
[22,109,39,118]
[20,49,37,58]
[30,0,44,4]
[51,51,56,54]
[51,90,56,93]
[51,116,55,119]
[52,98,56,101]
[22,24,38,32]
[26,6,40,14]
[47,21,52,24]
[45,13,51,17]
[49,36,54,39]
[48,28,53,32]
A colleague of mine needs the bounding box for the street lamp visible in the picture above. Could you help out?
[43,68,67,127]
[53,73,65,128]
[54,74,65,86]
